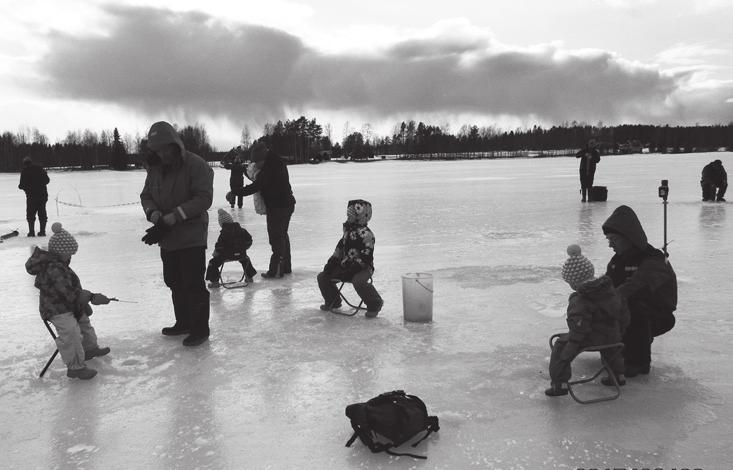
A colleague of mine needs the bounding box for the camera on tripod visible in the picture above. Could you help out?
[658,179,669,201]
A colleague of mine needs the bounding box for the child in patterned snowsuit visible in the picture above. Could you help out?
[25,222,111,380]
[317,199,383,317]
[545,244,629,396]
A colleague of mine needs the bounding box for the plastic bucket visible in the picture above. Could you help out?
[402,273,434,322]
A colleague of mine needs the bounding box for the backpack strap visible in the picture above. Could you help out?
[385,447,428,460]
[411,416,440,448]
[345,432,359,448]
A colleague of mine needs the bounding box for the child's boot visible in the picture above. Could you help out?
[365,299,383,318]
[544,382,569,396]
[85,346,111,361]
[67,367,97,380]
[601,373,626,386]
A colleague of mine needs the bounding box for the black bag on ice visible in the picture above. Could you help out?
[589,186,608,202]
[345,390,439,459]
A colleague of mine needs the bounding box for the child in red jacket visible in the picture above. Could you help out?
[206,209,256,287]
[545,245,629,396]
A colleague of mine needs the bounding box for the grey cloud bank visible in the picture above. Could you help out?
[36,5,733,128]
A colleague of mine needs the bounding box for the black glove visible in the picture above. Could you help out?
[141,220,172,245]
[225,191,236,205]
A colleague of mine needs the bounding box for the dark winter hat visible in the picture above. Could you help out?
[218,208,234,226]
[48,223,78,257]
[561,244,594,289]
[250,142,268,162]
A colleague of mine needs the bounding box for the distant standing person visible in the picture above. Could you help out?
[224,153,246,208]
[227,142,296,278]
[700,159,727,202]
[140,121,214,347]
[575,140,600,202]
[602,205,677,378]
[18,156,50,237]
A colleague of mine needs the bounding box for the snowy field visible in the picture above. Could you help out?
[1,152,731,469]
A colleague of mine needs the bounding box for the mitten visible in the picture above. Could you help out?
[142,220,172,245]
[225,191,235,205]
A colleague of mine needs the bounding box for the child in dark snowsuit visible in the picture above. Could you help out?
[206,209,256,287]
[317,199,383,317]
[546,244,629,396]
[25,222,111,380]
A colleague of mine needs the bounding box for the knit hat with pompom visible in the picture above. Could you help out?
[48,223,78,256]
[218,208,234,226]
[561,244,594,289]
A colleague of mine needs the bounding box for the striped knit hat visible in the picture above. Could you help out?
[218,208,234,226]
[48,223,78,256]
[561,244,594,289]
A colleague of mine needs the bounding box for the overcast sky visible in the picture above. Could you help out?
[2,0,732,149]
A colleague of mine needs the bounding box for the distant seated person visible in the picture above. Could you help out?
[700,159,727,202]
[545,245,629,397]
[205,209,256,288]
[317,199,383,318]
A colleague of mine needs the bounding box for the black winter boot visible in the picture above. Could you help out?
[581,188,587,202]
[544,382,569,397]
[38,220,47,237]
[27,221,35,237]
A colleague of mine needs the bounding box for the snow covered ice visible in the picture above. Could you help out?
[1,152,731,469]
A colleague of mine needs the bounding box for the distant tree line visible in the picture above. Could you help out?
[0,124,216,172]
[343,121,733,160]
[2,119,731,171]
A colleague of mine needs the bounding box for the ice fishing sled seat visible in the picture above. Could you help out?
[217,253,253,289]
[40,319,60,378]
[549,333,624,404]
[328,277,373,316]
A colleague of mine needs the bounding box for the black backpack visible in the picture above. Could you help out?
[345,390,439,459]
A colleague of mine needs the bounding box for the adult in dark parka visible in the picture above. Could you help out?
[700,159,727,202]
[602,205,677,377]
[575,140,600,202]
[18,156,50,237]
[227,142,296,278]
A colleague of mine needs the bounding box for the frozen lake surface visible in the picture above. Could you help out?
[1,153,731,469]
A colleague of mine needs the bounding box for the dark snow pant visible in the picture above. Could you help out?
[26,195,48,231]
[229,194,243,208]
[549,333,624,384]
[266,206,294,275]
[205,253,257,282]
[701,179,727,201]
[579,169,596,200]
[623,308,675,367]
[161,246,210,338]
[317,266,383,311]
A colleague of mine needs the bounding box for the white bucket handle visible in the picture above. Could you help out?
[414,278,433,293]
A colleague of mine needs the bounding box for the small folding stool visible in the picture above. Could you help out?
[327,277,372,316]
[40,319,59,378]
[217,254,252,289]
[549,333,625,404]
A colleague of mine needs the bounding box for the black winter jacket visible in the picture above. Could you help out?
[234,151,295,209]
[602,205,677,319]
[214,222,252,259]
[18,164,50,199]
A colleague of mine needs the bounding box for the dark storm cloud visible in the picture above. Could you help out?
[37,5,733,125]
